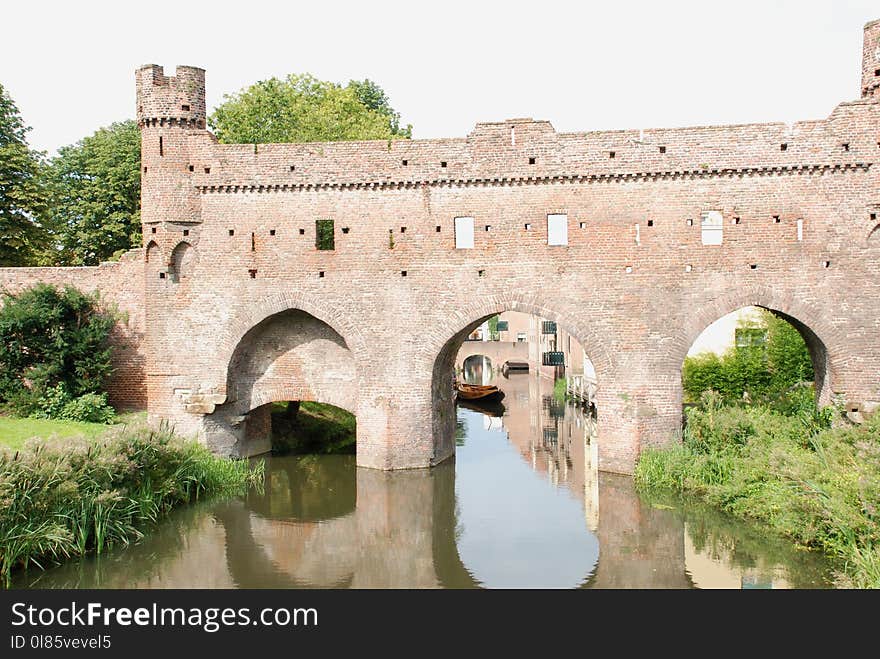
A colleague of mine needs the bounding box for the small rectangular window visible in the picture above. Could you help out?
[454,216,475,249]
[316,219,335,250]
[547,213,568,246]
[701,210,723,245]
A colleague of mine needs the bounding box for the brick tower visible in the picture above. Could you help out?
[135,65,205,239]
[863,19,880,99]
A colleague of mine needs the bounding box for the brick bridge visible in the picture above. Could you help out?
[2,20,879,474]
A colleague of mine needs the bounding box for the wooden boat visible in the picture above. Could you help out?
[455,382,506,403]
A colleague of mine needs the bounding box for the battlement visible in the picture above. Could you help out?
[863,20,880,98]
[136,64,206,128]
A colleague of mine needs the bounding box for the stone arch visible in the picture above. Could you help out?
[224,308,357,416]
[666,285,849,406]
[421,292,615,466]
[868,223,880,244]
[204,303,360,458]
[213,292,368,399]
[169,241,196,282]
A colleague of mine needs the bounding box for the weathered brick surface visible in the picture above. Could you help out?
[3,23,879,474]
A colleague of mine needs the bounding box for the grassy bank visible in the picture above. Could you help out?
[0,422,263,586]
[635,397,880,588]
[271,401,356,454]
[0,412,145,450]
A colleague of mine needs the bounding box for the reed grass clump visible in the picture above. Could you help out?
[635,394,880,588]
[0,422,263,586]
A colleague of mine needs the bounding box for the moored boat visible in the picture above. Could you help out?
[455,382,506,403]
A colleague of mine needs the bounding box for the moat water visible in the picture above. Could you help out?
[12,373,833,589]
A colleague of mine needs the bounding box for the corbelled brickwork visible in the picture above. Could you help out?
[3,21,878,473]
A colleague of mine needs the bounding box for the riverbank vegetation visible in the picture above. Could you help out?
[636,395,879,587]
[637,310,879,588]
[270,401,356,455]
[0,283,117,423]
[0,422,263,586]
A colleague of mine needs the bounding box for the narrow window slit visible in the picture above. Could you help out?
[659,146,666,154]
[228,229,235,236]
[248,269,257,279]
[269,229,276,236]
[183,229,189,237]
[204,167,210,174]
[401,270,407,277]
[151,227,157,234]
[528,157,536,165]
[299,228,305,235]
[435,226,441,232]
[188,165,194,172]
[159,136,163,156]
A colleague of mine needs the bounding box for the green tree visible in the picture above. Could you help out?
[682,309,813,405]
[209,74,411,144]
[44,120,141,265]
[0,283,116,417]
[0,83,47,266]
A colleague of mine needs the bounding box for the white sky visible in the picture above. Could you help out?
[1,0,877,155]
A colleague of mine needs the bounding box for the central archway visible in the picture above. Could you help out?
[422,293,614,468]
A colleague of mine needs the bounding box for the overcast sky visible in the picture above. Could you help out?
[1,0,876,155]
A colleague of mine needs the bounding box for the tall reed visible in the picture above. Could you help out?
[0,422,263,586]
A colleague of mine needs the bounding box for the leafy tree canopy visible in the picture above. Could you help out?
[0,83,47,266]
[209,74,412,144]
[43,120,141,266]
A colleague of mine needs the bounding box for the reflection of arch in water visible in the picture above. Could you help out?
[212,501,354,589]
[246,455,356,522]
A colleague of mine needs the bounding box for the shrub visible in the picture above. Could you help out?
[60,392,116,424]
[0,284,116,417]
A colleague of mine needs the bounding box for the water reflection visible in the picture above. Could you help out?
[12,375,833,589]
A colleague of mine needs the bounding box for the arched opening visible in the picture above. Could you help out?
[169,241,196,282]
[461,354,493,385]
[868,224,880,244]
[432,307,603,588]
[206,308,358,458]
[683,305,831,413]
